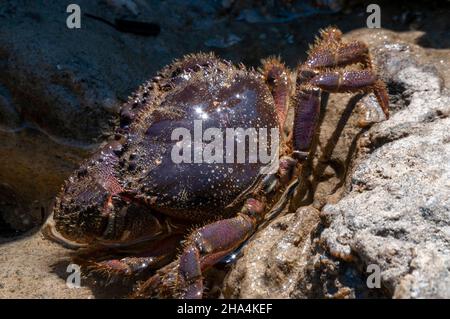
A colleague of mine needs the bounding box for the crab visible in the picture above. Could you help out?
[45,27,389,299]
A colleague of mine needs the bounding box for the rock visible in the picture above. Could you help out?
[223,208,383,299]
[320,29,450,298]
[223,206,321,298]
[0,0,222,232]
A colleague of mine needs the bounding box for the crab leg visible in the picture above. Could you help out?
[179,213,257,298]
[311,69,389,116]
[292,88,321,159]
[307,40,371,69]
[293,67,389,157]
[299,26,389,114]
[88,256,164,281]
[306,26,372,69]
[293,27,390,157]
[311,70,377,92]
[74,235,181,282]
[261,57,292,129]
[134,199,265,299]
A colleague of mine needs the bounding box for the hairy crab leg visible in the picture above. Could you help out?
[86,256,165,284]
[293,69,389,158]
[260,57,292,130]
[310,70,376,92]
[292,88,321,159]
[310,69,389,118]
[133,198,265,299]
[307,41,372,69]
[306,26,371,69]
[300,27,389,119]
[73,235,181,284]
[293,28,390,158]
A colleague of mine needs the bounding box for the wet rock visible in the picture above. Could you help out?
[320,30,450,298]
[223,207,381,299]
[0,0,171,232]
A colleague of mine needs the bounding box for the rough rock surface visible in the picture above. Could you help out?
[321,31,450,299]
[224,29,450,299]
[223,207,321,298]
